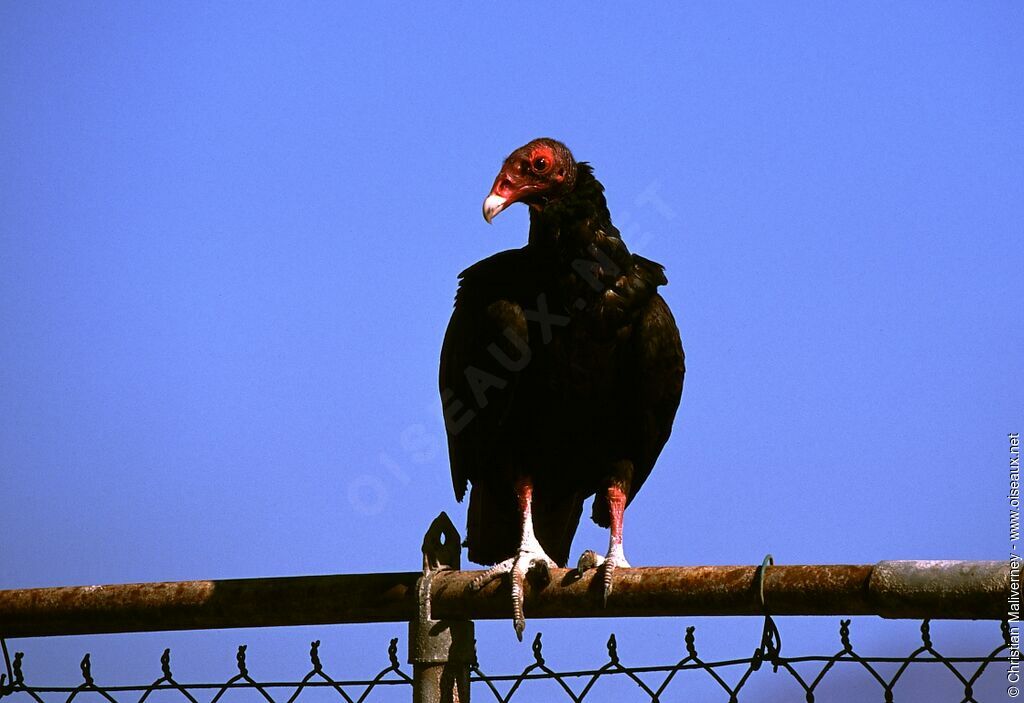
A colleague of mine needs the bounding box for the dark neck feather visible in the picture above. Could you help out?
[528,163,617,252]
[524,163,664,332]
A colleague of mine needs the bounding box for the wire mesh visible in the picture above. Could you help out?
[0,617,1011,703]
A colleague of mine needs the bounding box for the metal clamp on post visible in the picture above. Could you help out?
[410,512,475,703]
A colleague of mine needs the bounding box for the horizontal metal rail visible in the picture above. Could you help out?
[0,560,1006,638]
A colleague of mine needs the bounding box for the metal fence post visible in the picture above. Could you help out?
[410,513,475,703]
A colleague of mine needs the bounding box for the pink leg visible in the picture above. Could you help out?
[515,476,535,541]
[576,484,632,605]
[607,484,627,556]
[469,475,557,640]
[601,485,630,603]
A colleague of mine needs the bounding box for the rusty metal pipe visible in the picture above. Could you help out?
[0,560,1006,638]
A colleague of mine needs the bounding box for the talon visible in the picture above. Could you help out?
[602,560,616,606]
[531,559,552,587]
[469,558,515,591]
[601,552,630,605]
[576,549,601,573]
[471,547,556,640]
[574,547,630,606]
[511,563,526,641]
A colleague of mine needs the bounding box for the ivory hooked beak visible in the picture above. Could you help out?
[482,194,509,224]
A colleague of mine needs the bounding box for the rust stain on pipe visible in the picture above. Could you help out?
[0,561,1006,638]
[0,573,421,638]
[430,565,877,620]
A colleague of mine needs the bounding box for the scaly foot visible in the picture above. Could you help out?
[576,546,631,606]
[470,545,557,640]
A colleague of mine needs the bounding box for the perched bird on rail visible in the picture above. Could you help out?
[439,138,685,639]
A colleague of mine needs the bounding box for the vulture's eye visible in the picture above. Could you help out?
[532,157,549,172]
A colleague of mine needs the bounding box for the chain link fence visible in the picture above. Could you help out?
[1,616,1011,703]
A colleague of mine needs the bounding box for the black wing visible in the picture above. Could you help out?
[626,289,685,504]
[590,287,683,530]
[439,250,534,564]
[440,250,529,499]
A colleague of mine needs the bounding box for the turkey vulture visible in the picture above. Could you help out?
[439,138,685,639]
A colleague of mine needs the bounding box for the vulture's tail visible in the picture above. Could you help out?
[465,485,584,568]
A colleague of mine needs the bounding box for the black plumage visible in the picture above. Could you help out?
[438,138,684,636]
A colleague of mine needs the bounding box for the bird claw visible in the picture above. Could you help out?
[576,549,602,572]
[576,547,630,606]
[470,547,556,640]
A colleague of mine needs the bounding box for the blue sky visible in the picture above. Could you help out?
[1,3,1020,699]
